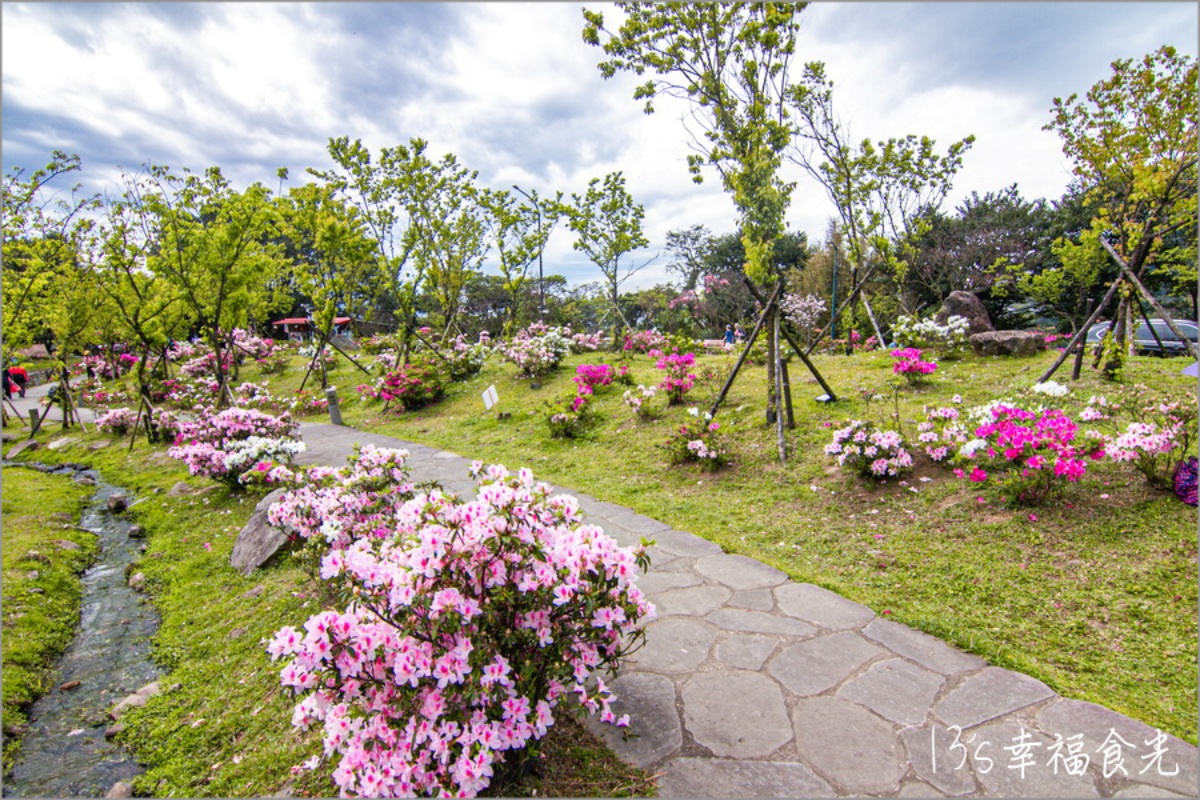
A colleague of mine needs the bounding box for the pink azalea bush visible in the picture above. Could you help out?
[167,406,304,488]
[825,420,914,478]
[654,352,697,405]
[916,404,971,462]
[622,329,668,354]
[1079,385,1196,489]
[95,406,139,436]
[622,385,658,420]
[957,404,1105,505]
[499,324,571,378]
[890,347,938,384]
[662,408,729,470]
[356,362,446,411]
[266,456,654,797]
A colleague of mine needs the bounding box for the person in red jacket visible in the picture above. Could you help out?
[8,364,28,397]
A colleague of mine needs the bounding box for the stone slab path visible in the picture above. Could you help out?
[296,422,1198,798]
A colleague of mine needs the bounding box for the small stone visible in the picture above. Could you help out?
[128,525,146,538]
[105,781,134,798]
[53,539,81,551]
[107,495,128,513]
[227,627,247,640]
[167,482,196,497]
[47,436,78,451]
[24,550,51,564]
[104,723,124,739]
[242,584,265,599]
[59,680,82,692]
[128,572,146,590]
[7,439,41,458]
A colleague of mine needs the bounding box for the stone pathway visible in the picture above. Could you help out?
[296,422,1198,799]
[7,387,1196,797]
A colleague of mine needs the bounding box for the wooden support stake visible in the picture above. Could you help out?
[1071,298,1093,381]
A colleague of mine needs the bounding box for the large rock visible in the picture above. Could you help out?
[969,330,1047,357]
[6,439,40,459]
[936,290,994,334]
[18,344,50,360]
[229,488,293,576]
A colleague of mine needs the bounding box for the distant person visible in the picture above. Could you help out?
[734,324,745,343]
[723,324,735,347]
[8,364,28,397]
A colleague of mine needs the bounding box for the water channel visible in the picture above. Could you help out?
[3,462,163,798]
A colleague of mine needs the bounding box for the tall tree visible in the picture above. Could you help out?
[142,165,288,405]
[663,225,714,292]
[583,2,804,285]
[787,61,974,343]
[1,151,100,355]
[1045,45,1197,356]
[567,172,651,344]
[481,187,564,335]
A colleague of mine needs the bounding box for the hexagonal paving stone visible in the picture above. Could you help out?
[837,658,945,726]
[933,667,1055,729]
[715,634,780,671]
[582,671,681,768]
[775,582,876,629]
[967,719,1101,797]
[653,584,732,617]
[695,553,789,590]
[628,617,717,673]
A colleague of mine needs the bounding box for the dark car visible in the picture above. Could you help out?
[1085,319,1198,356]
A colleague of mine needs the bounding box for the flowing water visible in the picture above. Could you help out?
[3,462,163,798]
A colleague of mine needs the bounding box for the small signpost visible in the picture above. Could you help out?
[481,385,499,411]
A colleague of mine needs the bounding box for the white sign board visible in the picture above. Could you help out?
[481,385,499,410]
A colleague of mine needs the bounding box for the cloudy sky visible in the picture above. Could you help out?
[3,2,1196,290]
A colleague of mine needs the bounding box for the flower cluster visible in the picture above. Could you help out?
[80,387,133,409]
[267,457,654,797]
[661,408,728,470]
[961,404,1105,505]
[167,406,304,488]
[357,362,447,411]
[655,352,697,405]
[622,329,668,354]
[916,405,971,462]
[73,354,127,380]
[499,324,571,378]
[95,406,139,436]
[545,392,594,439]
[232,328,284,363]
[622,385,658,421]
[780,293,827,332]
[443,334,491,381]
[1082,385,1196,489]
[825,420,914,478]
[891,348,938,384]
[298,343,339,370]
[891,314,970,355]
[566,328,605,353]
[1030,380,1071,398]
[572,364,614,396]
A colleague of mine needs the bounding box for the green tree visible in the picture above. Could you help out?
[1,151,100,355]
[1045,45,1197,356]
[567,172,651,344]
[482,187,564,335]
[788,61,974,344]
[583,2,804,285]
[142,165,288,405]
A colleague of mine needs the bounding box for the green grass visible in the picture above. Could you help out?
[1,466,96,775]
[273,344,1197,744]
[10,435,656,798]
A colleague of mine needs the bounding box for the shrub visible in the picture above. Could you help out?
[572,364,614,396]
[825,419,914,479]
[891,314,970,356]
[654,352,697,405]
[916,404,970,463]
[662,409,729,470]
[959,404,1105,505]
[545,392,594,439]
[360,362,447,411]
[891,347,937,384]
[500,324,571,378]
[95,407,139,436]
[622,385,659,421]
[622,329,668,354]
[1081,385,1196,489]
[267,458,654,798]
[167,407,305,488]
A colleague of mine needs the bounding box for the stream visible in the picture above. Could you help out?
[3,462,164,798]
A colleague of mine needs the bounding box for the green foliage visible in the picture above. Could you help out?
[583,2,803,283]
[482,187,565,335]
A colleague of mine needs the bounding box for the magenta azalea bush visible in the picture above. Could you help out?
[890,347,937,384]
[266,455,654,797]
[654,352,697,405]
[958,404,1105,505]
[357,362,447,411]
[167,406,304,488]
[825,420,914,478]
[572,363,614,396]
[622,329,668,354]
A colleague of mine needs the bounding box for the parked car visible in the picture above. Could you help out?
[1084,318,1198,356]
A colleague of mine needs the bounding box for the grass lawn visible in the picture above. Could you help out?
[1,466,96,775]
[272,343,1197,744]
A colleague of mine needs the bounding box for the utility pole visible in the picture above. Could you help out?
[512,185,545,322]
